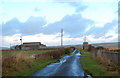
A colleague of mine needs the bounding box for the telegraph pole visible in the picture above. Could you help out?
[10,43,11,50]
[61,29,63,47]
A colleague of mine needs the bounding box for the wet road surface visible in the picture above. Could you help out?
[30,49,92,77]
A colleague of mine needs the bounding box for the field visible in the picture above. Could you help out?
[104,47,120,50]
[2,48,66,76]
[2,49,55,56]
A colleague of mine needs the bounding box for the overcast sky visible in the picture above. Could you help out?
[0,0,119,47]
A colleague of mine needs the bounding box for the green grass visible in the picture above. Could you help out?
[24,50,54,55]
[2,50,54,56]
[80,56,115,76]
[80,50,117,76]
[80,50,90,55]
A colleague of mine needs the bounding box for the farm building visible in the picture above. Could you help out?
[11,42,46,50]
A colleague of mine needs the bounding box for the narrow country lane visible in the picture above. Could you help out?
[30,49,92,77]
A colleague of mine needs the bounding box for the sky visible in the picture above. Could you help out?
[0,0,119,47]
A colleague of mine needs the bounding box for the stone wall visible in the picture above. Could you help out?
[89,46,120,66]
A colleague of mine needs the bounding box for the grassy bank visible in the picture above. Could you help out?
[2,48,65,76]
[80,56,114,76]
[7,59,57,76]
[80,50,116,76]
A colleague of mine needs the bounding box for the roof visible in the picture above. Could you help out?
[23,42,41,45]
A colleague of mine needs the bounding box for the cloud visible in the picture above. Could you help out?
[1,1,118,47]
[21,16,47,35]
[68,2,88,12]
[2,30,118,47]
[2,16,118,47]
[2,33,64,46]
[2,13,117,40]
[42,14,94,37]
[34,7,41,12]
[2,16,47,36]
[2,18,21,36]
[85,33,117,43]
[85,20,118,38]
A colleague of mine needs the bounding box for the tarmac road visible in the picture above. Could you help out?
[30,49,92,77]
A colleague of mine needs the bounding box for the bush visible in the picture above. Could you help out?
[35,48,65,59]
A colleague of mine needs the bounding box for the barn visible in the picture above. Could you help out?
[11,42,46,50]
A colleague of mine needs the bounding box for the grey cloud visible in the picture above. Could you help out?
[21,16,46,35]
[3,14,103,38]
[2,2,89,36]
[85,20,118,38]
[2,16,47,36]
[2,14,117,40]
[2,18,21,36]
[42,14,94,37]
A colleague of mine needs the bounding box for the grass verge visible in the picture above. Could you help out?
[80,50,117,76]
[80,49,90,55]
[80,56,114,76]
